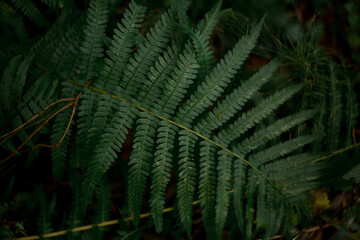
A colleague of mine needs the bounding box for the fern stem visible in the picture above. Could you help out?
[67,79,277,189]
[311,142,360,163]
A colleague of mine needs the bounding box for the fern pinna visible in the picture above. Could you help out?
[0,0,337,239]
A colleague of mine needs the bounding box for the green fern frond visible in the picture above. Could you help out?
[0,55,34,146]
[97,0,146,93]
[27,10,75,65]
[0,55,22,108]
[75,0,109,146]
[198,140,217,237]
[216,83,304,146]
[191,0,222,82]
[11,55,34,107]
[137,42,181,111]
[148,44,199,231]
[115,225,145,240]
[128,112,158,226]
[50,35,83,173]
[1,1,352,239]
[77,88,99,152]
[78,0,108,84]
[244,169,258,239]
[83,7,177,202]
[85,4,189,217]
[242,167,288,239]
[10,0,50,28]
[195,58,279,137]
[76,0,109,161]
[49,17,84,77]
[233,109,318,156]
[116,7,175,99]
[176,17,263,127]
[196,0,222,39]
[230,109,318,236]
[265,153,326,196]
[0,2,28,41]
[94,43,183,225]
[250,134,318,167]
[51,106,73,180]
[215,151,233,238]
[86,0,147,154]
[133,42,199,234]
[255,172,267,232]
[191,32,216,83]
[18,74,58,122]
[177,129,198,236]
[61,44,83,79]
[174,0,192,31]
[262,195,285,239]
[150,121,176,232]
[157,44,199,117]
[83,101,137,205]
[10,72,64,179]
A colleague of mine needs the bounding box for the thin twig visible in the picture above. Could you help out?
[32,95,80,150]
[0,114,51,147]
[293,221,342,239]
[311,142,360,163]
[1,102,74,162]
[0,98,75,139]
[2,80,92,157]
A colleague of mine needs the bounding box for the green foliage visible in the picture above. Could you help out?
[0,0,359,239]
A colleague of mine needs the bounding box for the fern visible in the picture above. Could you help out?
[216,83,305,146]
[191,0,222,82]
[10,55,34,109]
[176,17,263,128]
[83,1,176,211]
[92,177,111,239]
[0,55,22,108]
[194,58,279,136]
[150,121,176,232]
[0,2,28,41]
[86,0,146,155]
[76,0,109,157]
[198,140,217,237]
[10,0,50,28]
[1,0,358,239]
[215,151,233,238]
